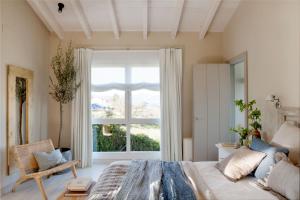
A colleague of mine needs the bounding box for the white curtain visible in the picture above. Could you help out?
[159,48,183,161]
[71,48,93,168]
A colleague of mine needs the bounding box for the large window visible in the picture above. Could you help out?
[91,52,160,158]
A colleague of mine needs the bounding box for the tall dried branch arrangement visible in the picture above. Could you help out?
[16,78,26,145]
[49,42,80,148]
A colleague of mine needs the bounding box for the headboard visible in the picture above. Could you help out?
[277,107,300,128]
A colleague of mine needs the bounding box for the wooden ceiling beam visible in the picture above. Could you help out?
[199,0,222,40]
[107,0,120,39]
[27,0,64,40]
[143,0,149,40]
[70,0,92,39]
[171,0,185,39]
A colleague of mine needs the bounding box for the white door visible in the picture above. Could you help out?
[193,64,232,161]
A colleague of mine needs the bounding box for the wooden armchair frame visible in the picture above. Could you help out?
[12,139,80,200]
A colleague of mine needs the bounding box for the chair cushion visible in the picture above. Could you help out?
[33,149,66,171]
[215,146,266,181]
[250,137,289,179]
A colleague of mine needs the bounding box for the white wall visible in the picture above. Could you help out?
[0,0,50,193]
[222,0,300,140]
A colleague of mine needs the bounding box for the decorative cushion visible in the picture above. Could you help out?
[62,150,72,161]
[215,146,266,181]
[250,137,289,179]
[33,149,67,171]
[271,122,300,165]
[267,160,300,200]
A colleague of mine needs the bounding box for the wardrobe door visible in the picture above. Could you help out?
[193,65,207,161]
[193,64,231,161]
[219,64,232,143]
[206,65,220,160]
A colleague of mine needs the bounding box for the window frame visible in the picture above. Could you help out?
[91,66,161,160]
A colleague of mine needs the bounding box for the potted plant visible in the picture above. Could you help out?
[49,42,80,158]
[230,99,262,146]
[230,125,250,146]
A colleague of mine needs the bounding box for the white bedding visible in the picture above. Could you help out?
[189,161,278,200]
[94,161,278,200]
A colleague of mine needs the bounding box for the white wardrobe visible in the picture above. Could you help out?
[193,64,234,161]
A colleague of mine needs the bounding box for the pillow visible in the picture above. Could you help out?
[271,122,300,165]
[33,149,67,171]
[250,137,289,179]
[215,146,266,181]
[267,160,300,200]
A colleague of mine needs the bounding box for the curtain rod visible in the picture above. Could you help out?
[75,45,184,51]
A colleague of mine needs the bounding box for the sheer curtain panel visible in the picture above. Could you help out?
[71,48,93,168]
[159,48,183,161]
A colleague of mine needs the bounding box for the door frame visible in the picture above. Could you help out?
[227,51,249,128]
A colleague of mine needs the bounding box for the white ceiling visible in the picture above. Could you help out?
[27,0,240,40]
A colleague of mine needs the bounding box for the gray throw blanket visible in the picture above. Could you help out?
[88,164,128,200]
[114,160,162,200]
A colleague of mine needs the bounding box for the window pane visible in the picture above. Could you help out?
[130,124,160,151]
[132,89,160,118]
[93,124,126,152]
[91,67,125,85]
[91,90,125,119]
[131,67,159,83]
[233,62,245,127]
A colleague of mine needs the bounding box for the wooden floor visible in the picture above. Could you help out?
[2,163,109,200]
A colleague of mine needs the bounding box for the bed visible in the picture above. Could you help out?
[88,160,279,200]
[88,107,300,200]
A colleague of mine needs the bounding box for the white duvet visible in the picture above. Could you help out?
[184,161,278,200]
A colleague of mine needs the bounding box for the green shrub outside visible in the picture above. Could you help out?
[92,124,160,152]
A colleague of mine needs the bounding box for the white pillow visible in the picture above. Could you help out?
[215,146,266,181]
[271,122,300,165]
[33,149,66,171]
[267,160,300,200]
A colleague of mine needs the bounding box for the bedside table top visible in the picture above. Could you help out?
[216,143,239,151]
[216,143,239,161]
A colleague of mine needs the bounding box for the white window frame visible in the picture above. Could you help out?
[92,66,161,160]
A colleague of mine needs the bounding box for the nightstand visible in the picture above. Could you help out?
[215,143,238,161]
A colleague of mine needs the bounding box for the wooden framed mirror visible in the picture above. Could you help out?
[7,65,33,175]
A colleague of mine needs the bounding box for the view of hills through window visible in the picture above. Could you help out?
[91,66,160,152]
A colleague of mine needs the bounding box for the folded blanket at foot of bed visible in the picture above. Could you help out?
[88,163,128,200]
[161,161,197,200]
[115,160,162,200]
[88,160,197,200]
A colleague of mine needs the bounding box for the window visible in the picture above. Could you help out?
[232,61,245,127]
[91,51,160,159]
[229,52,248,143]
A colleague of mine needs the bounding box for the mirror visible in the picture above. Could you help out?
[230,52,248,133]
[16,77,27,145]
[7,65,33,175]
